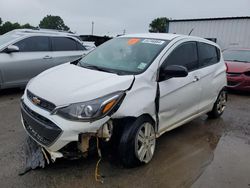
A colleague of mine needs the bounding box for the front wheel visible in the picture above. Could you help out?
[119,116,156,168]
[207,90,227,118]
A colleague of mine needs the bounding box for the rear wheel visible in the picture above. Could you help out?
[207,90,227,118]
[119,116,156,168]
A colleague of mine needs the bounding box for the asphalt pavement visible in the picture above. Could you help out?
[0,89,249,188]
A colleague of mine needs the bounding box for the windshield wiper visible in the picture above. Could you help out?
[82,64,119,74]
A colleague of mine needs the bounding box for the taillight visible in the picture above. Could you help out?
[244,71,250,76]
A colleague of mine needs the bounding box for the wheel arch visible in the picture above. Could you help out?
[112,113,157,131]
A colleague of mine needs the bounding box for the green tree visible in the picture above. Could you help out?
[21,23,35,29]
[0,21,21,34]
[149,17,169,33]
[0,18,2,25]
[39,15,70,31]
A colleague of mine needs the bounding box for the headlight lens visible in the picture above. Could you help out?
[55,91,125,121]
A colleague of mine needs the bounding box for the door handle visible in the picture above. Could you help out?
[43,55,52,59]
[193,76,200,82]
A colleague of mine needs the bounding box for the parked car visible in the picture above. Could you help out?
[81,41,96,51]
[224,48,250,91]
[0,29,90,89]
[20,33,227,167]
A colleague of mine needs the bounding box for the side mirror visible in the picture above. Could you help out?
[5,45,19,53]
[159,65,188,82]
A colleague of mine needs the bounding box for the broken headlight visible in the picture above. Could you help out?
[54,91,125,121]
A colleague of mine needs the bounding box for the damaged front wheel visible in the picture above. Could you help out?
[119,116,156,168]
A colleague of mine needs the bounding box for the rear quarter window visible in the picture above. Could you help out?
[198,42,220,67]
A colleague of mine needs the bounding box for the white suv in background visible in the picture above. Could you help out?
[0,29,89,89]
[21,33,227,167]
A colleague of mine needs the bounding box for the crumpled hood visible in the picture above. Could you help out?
[28,63,134,106]
[225,61,250,73]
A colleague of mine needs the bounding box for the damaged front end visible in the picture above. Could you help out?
[19,119,114,175]
[53,120,114,160]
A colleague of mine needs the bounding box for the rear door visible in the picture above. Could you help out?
[1,36,53,87]
[158,41,202,133]
[197,42,222,112]
[51,37,86,65]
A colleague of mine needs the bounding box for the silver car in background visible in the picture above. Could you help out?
[0,29,89,89]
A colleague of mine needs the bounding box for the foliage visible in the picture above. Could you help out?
[149,17,169,33]
[0,15,69,35]
[39,15,70,31]
[0,18,35,34]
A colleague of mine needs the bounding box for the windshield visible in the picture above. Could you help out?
[79,37,169,75]
[223,50,250,63]
[0,30,22,46]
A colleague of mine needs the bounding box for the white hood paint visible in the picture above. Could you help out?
[28,63,134,106]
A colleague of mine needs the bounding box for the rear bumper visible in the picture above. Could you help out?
[226,74,250,91]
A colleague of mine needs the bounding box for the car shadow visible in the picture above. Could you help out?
[227,89,250,96]
[0,88,24,98]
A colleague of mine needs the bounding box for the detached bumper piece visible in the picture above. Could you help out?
[21,101,62,146]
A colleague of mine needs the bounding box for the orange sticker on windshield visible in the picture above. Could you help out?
[128,38,140,45]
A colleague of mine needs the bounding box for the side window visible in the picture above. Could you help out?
[14,36,50,52]
[198,42,219,67]
[76,41,86,50]
[163,42,198,71]
[52,37,78,51]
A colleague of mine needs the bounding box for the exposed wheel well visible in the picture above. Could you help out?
[112,114,156,137]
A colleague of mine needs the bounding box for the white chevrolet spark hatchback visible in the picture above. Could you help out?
[21,33,227,167]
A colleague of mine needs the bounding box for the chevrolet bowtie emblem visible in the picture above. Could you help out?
[32,97,41,105]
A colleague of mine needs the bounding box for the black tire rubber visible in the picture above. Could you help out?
[118,115,155,168]
[207,89,227,118]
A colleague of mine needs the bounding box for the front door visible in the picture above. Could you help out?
[158,41,202,134]
[1,36,53,87]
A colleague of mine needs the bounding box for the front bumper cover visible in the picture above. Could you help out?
[21,100,62,146]
[21,93,110,152]
[227,74,250,91]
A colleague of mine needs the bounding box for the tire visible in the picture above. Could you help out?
[119,116,156,168]
[207,89,227,118]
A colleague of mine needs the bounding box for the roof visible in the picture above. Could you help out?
[13,28,78,36]
[169,16,250,22]
[120,33,220,49]
[121,33,182,40]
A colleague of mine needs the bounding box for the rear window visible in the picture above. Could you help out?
[198,43,220,67]
[52,37,79,51]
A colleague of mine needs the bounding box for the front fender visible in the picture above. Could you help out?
[112,77,157,122]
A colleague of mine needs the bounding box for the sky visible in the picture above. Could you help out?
[0,0,249,36]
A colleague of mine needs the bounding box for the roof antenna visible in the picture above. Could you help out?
[188,28,194,35]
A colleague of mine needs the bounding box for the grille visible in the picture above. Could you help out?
[227,72,241,77]
[244,71,250,76]
[21,101,62,146]
[227,81,239,86]
[27,90,56,112]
